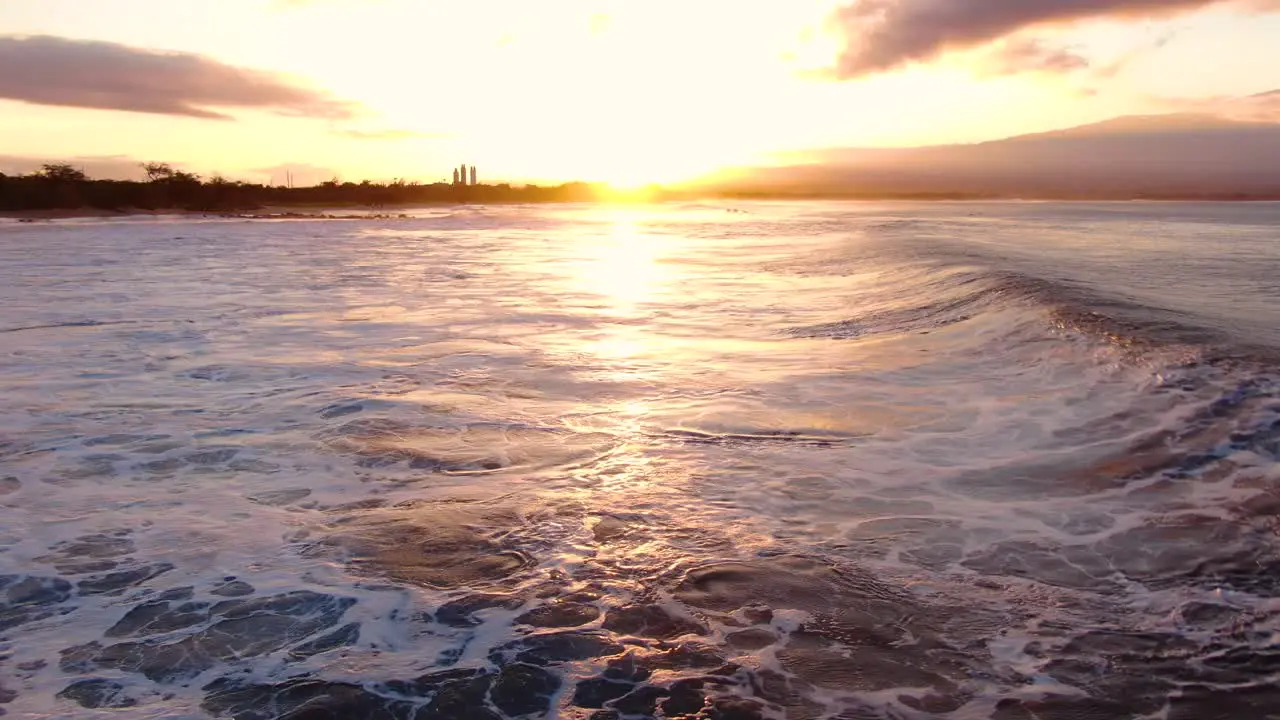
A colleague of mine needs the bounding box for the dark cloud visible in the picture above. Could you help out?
[981,38,1091,74]
[0,35,356,119]
[829,0,1278,79]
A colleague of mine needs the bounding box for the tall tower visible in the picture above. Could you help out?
[459,164,468,186]
[469,165,477,186]
[452,168,460,185]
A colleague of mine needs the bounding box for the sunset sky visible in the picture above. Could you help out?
[1,0,1278,186]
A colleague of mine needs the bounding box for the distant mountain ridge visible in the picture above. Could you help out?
[997,113,1275,139]
[705,113,1280,199]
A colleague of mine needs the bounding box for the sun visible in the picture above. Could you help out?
[568,132,761,191]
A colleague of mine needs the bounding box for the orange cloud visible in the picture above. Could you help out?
[1162,88,1280,121]
[979,38,1092,75]
[334,128,449,140]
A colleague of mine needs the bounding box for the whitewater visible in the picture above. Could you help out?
[1,201,1278,719]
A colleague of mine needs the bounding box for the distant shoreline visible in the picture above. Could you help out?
[7,166,1280,221]
[0,208,207,220]
[0,207,416,221]
[4,195,1280,222]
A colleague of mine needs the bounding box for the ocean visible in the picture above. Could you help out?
[1,201,1278,719]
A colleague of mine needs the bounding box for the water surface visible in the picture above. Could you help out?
[2,202,1279,719]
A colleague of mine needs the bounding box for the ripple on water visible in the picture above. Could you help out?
[319,418,616,475]
[306,501,539,589]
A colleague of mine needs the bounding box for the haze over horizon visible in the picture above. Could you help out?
[2,0,1280,187]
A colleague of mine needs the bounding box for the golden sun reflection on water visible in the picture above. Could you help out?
[574,214,672,317]
[555,210,922,463]
[567,213,688,382]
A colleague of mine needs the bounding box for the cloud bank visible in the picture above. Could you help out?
[829,0,1280,78]
[335,128,444,140]
[981,38,1092,75]
[1165,87,1280,121]
[0,35,355,119]
[0,154,149,180]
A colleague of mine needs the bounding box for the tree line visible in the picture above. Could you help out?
[0,163,630,212]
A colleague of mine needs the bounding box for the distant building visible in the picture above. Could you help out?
[451,164,478,186]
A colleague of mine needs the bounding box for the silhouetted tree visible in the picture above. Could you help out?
[142,162,176,183]
[40,163,88,183]
[0,164,667,213]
